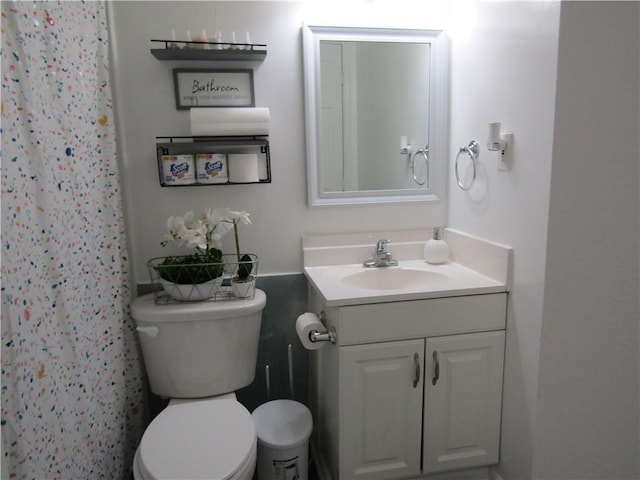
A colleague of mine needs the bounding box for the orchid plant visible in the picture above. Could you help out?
[221,210,254,280]
[156,208,253,284]
[162,209,226,251]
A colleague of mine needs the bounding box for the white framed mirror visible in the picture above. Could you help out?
[302,25,449,207]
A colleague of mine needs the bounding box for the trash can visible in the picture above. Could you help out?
[252,399,313,480]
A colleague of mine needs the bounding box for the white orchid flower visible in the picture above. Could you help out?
[227,210,252,225]
[203,207,228,226]
[182,210,202,230]
[211,232,223,249]
[161,208,251,263]
[166,216,184,234]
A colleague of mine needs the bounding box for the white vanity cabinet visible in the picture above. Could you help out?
[309,291,507,480]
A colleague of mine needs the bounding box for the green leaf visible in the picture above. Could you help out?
[237,254,254,280]
[155,251,223,284]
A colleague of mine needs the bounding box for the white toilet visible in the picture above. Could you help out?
[130,289,267,480]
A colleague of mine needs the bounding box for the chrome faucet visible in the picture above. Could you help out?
[363,239,399,268]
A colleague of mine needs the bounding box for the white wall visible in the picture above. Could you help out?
[446,2,561,478]
[533,2,639,478]
[110,1,639,478]
[110,1,558,478]
[109,1,447,284]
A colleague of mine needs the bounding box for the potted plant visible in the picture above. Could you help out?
[151,208,228,301]
[224,210,257,298]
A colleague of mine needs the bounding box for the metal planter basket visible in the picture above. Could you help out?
[148,254,258,303]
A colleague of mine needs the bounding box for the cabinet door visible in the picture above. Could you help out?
[340,339,424,480]
[424,331,505,474]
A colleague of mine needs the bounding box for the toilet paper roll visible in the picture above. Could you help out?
[228,153,259,183]
[190,107,270,137]
[296,312,326,350]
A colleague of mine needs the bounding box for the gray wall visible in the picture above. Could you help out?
[237,274,310,412]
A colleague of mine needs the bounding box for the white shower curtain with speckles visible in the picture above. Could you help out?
[1,2,145,478]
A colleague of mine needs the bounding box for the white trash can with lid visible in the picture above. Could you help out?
[252,399,313,480]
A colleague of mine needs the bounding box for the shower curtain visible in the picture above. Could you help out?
[1,2,145,478]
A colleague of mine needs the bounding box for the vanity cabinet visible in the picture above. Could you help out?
[309,292,507,480]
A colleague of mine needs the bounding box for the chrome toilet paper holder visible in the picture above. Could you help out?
[309,311,337,345]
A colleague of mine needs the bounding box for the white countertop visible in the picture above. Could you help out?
[304,260,506,307]
[303,229,512,307]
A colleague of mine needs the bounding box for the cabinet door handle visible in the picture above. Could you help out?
[432,351,440,385]
[413,352,421,388]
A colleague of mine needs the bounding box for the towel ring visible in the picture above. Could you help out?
[455,140,479,191]
[411,145,429,186]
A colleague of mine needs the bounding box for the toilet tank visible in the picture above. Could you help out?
[131,289,266,398]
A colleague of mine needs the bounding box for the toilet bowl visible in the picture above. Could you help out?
[133,394,256,480]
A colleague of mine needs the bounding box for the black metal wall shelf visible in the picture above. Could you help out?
[156,136,271,187]
[150,40,267,62]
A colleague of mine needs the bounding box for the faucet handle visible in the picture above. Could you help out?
[364,239,397,267]
[376,239,390,253]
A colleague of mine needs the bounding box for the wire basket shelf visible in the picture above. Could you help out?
[147,254,258,304]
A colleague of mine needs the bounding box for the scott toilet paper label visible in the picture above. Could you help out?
[196,153,228,184]
[162,154,195,185]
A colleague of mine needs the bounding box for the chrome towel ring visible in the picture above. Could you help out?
[411,145,429,186]
[455,140,479,191]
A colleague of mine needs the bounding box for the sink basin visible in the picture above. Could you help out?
[340,268,448,291]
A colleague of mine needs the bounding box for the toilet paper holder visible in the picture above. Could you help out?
[309,311,337,345]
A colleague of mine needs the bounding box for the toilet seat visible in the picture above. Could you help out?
[135,396,256,480]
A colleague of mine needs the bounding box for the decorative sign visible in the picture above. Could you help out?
[173,69,255,109]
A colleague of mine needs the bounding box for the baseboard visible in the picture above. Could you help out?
[310,437,503,480]
[423,466,489,480]
[310,439,333,480]
[308,453,498,480]
[488,466,505,480]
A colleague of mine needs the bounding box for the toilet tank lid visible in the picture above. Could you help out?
[131,289,266,323]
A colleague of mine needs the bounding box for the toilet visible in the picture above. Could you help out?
[130,289,267,480]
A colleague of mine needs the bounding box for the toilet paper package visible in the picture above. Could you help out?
[162,154,196,185]
[296,313,326,350]
[196,153,228,184]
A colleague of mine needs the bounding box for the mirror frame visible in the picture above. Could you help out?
[302,24,449,207]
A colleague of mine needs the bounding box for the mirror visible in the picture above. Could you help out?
[303,25,449,206]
